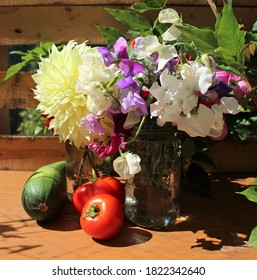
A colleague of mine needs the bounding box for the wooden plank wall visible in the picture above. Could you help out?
[0,0,257,171]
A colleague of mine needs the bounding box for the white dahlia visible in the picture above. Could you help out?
[32,41,107,148]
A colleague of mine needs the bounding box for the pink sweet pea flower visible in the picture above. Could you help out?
[215,70,250,100]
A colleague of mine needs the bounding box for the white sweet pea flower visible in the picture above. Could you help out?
[149,69,198,126]
[124,111,141,129]
[136,35,178,71]
[208,103,225,138]
[220,96,240,114]
[208,97,239,138]
[113,152,141,180]
[171,104,215,137]
[158,8,182,41]
[180,64,213,94]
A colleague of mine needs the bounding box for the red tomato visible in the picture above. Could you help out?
[80,194,124,240]
[97,177,125,204]
[72,177,125,214]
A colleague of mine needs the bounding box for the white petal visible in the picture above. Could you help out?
[136,35,161,59]
[172,104,215,137]
[157,45,178,71]
[113,157,130,179]
[182,94,198,115]
[180,64,195,80]
[158,8,180,24]
[124,111,141,129]
[159,68,180,91]
[195,67,213,94]
[126,153,141,175]
[209,104,224,138]
[220,97,240,114]
[162,25,182,41]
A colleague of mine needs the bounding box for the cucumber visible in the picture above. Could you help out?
[21,161,67,221]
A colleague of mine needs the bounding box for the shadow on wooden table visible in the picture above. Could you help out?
[161,175,257,251]
[37,199,81,231]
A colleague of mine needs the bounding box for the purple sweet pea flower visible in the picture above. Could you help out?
[80,114,105,135]
[97,47,116,67]
[116,76,140,92]
[119,59,145,77]
[120,91,148,116]
[97,37,129,67]
[113,37,129,59]
[213,79,233,98]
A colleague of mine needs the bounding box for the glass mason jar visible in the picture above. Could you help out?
[65,142,111,193]
[124,121,180,229]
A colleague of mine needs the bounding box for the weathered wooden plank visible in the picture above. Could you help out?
[0,109,10,134]
[0,135,256,172]
[0,5,255,45]
[0,135,65,170]
[204,139,257,174]
[0,0,212,7]
[0,71,37,109]
[217,0,257,6]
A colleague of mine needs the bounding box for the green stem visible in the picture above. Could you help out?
[85,146,100,179]
[73,146,99,190]
[73,148,88,190]
[83,204,100,219]
[206,0,218,18]
[120,114,147,154]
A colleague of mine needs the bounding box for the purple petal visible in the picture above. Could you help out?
[113,37,129,59]
[214,79,233,98]
[121,91,135,113]
[117,76,135,89]
[119,59,145,77]
[117,77,140,93]
[97,47,115,67]
[133,93,148,115]
[80,114,105,135]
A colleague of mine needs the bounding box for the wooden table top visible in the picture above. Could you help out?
[1,170,257,260]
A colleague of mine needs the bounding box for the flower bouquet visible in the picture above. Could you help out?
[32,1,252,180]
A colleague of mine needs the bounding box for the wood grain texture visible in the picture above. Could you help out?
[0,0,211,7]
[0,5,255,45]
[0,136,65,170]
[0,71,37,109]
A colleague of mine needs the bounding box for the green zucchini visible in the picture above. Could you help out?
[21,161,67,221]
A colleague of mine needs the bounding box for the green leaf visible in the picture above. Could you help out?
[9,50,27,55]
[215,1,245,65]
[144,0,164,7]
[248,226,257,247]
[96,25,124,46]
[1,62,26,84]
[252,21,257,41]
[176,24,218,53]
[105,8,152,31]
[130,3,155,13]
[237,186,257,203]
